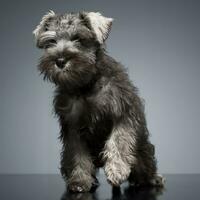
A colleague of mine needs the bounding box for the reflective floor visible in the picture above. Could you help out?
[0,173,200,200]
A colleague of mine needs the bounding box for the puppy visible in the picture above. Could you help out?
[33,11,165,192]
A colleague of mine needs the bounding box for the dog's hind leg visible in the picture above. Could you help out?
[128,142,165,187]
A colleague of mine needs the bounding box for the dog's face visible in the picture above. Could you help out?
[33,11,113,88]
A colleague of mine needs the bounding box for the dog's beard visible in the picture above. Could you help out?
[38,52,97,89]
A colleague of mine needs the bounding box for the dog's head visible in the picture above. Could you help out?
[33,11,113,88]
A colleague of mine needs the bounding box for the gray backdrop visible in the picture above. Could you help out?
[0,0,200,174]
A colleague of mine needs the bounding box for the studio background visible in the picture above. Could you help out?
[0,0,199,174]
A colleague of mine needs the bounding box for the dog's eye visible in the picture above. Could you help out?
[79,39,95,48]
[44,39,57,49]
[71,35,80,41]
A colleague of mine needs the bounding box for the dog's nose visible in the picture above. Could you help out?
[56,57,67,69]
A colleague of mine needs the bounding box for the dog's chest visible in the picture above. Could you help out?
[58,96,88,124]
[55,91,113,155]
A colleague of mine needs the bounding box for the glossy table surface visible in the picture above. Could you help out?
[0,173,199,200]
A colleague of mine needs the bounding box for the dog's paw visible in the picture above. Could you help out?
[68,181,92,193]
[68,183,85,193]
[149,174,166,187]
[104,159,131,186]
[68,176,99,193]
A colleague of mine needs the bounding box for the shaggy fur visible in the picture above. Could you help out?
[33,11,165,193]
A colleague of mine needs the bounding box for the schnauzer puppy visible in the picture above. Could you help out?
[33,11,165,192]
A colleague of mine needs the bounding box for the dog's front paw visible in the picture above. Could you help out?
[68,182,85,193]
[68,176,99,193]
[68,180,93,193]
[149,174,166,187]
[104,159,131,186]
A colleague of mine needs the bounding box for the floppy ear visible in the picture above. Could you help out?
[84,12,113,44]
[33,10,55,38]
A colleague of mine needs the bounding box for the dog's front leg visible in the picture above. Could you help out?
[60,130,95,192]
[103,122,136,186]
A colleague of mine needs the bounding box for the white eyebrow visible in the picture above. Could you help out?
[39,31,57,41]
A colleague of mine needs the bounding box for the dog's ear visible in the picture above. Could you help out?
[33,10,56,39]
[81,12,113,44]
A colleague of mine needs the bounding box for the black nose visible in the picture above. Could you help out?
[56,57,67,69]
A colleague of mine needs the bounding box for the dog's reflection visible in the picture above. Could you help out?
[122,186,163,200]
[61,191,97,200]
[61,185,164,200]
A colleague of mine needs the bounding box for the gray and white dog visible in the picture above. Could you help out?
[33,11,165,193]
